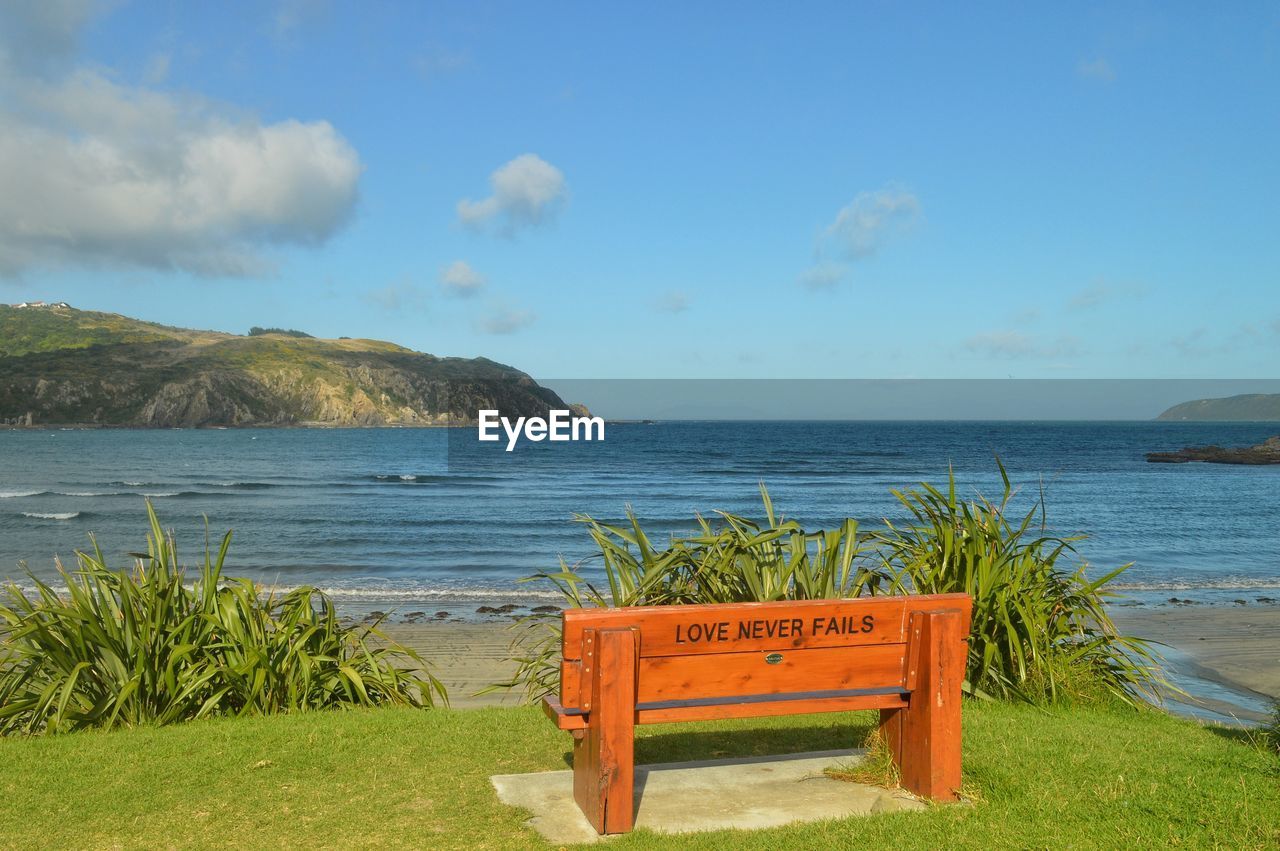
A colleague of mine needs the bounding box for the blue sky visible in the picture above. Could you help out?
[1,1,1277,379]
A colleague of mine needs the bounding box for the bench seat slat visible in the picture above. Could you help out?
[561,685,909,716]
[543,688,911,731]
[638,691,909,725]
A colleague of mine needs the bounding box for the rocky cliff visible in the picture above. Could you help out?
[0,305,573,427]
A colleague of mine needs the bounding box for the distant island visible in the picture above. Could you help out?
[1156,393,1280,422]
[0,302,580,428]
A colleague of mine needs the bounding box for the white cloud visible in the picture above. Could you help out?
[0,0,100,74]
[478,303,536,334]
[1067,281,1145,310]
[1077,57,1116,83]
[457,154,566,234]
[440,260,485,297]
[963,331,1080,359]
[798,188,918,291]
[1068,286,1109,310]
[413,45,470,82]
[653,290,690,313]
[1169,324,1279,357]
[0,5,362,278]
[964,331,1036,357]
[798,263,847,291]
[142,51,171,84]
[821,189,920,260]
[274,0,330,35]
[1169,327,1211,356]
[364,279,428,311]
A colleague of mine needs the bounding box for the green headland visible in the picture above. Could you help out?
[1156,393,1280,422]
[0,303,569,428]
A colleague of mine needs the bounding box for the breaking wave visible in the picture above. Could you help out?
[1111,577,1280,592]
[201,482,277,489]
[367,474,502,485]
[298,585,565,603]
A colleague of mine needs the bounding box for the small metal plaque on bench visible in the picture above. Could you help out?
[764,652,784,664]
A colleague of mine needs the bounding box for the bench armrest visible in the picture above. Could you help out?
[542,695,587,731]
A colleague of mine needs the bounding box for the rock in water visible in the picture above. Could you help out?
[1146,436,1280,465]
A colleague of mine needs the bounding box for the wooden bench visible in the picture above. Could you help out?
[542,594,972,835]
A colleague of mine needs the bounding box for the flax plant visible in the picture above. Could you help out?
[497,466,1163,708]
[495,485,864,701]
[859,460,1164,705]
[0,502,444,736]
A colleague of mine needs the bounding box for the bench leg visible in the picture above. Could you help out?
[896,610,964,801]
[573,628,637,834]
[877,707,903,768]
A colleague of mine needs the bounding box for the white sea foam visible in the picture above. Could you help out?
[0,490,41,498]
[59,491,116,497]
[22,511,79,520]
[1111,577,1280,592]
[300,586,564,602]
[2,582,565,605]
[142,492,179,498]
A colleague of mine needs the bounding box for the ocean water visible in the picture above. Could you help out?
[0,422,1277,610]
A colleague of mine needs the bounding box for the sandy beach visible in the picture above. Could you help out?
[386,604,1280,723]
[383,621,529,709]
[1111,604,1279,723]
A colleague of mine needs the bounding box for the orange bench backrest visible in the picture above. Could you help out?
[559,594,972,712]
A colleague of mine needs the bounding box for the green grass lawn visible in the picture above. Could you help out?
[0,701,1275,849]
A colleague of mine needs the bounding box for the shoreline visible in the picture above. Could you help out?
[1110,605,1278,724]
[382,602,1279,723]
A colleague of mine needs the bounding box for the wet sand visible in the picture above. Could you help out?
[1111,605,1279,723]
[383,621,527,709]
[384,606,1280,722]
